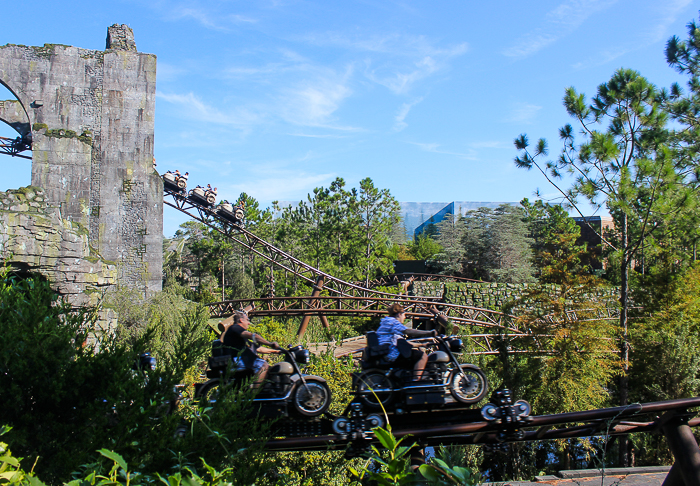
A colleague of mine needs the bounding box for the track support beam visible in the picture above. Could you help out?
[661,413,700,486]
[297,276,325,338]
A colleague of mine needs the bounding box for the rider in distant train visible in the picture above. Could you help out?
[376,303,437,381]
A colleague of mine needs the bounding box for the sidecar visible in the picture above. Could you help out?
[217,202,245,224]
[163,172,187,192]
[188,186,216,206]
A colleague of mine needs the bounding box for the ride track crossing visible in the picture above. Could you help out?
[164,177,700,481]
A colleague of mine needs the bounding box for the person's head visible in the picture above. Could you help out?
[233,310,251,328]
[387,303,404,317]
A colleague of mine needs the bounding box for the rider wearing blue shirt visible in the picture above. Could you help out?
[377,303,436,380]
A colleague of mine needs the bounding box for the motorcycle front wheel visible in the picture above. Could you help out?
[292,378,331,417]
[356,370,393,409]
[448,365,488,404]
[197,380,221,405]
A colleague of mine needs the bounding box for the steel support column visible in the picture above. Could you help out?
[661,415,700,486]
[297,276,325,338]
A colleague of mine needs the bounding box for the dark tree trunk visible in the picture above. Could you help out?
[619,212,630,467]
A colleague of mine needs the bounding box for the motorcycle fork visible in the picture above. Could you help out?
[443,339,470,384]
[287,352,310,394]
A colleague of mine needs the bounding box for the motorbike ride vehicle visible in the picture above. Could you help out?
[217,201,245,225]
[352,332,488,412]
[195,339,331,418]
[188,185,216,206]
[162,171,187,192]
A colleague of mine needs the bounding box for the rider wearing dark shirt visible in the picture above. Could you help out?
[219,311,280,387]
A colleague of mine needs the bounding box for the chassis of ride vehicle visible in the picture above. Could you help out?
[217,202,245,225]
[195,341,332,418]
[189,186,216,206]
[352,333,488,411]
[162,172,187,192]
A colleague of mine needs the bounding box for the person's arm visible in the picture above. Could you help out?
[240,330,279,349]
[257,346,282,355]
[404,328,437,338]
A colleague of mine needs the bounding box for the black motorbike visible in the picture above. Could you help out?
[195,341,332,418]
[351,332,488,412]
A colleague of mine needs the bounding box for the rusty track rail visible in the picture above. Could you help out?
[0,135,31,159]
[264,396,700,451]
[207,295,540,354]
[165,188,433,300]
[164,188,519,340]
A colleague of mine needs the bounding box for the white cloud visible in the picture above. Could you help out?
[646,0,693,43]
[158,2,257,30]
[277,69,360,129]
[157,91,263,128]
[571,46,630,70]
[224,172,336,202]
[393,98,423,132]
[408,142,477,160]
[503,0,617,58]
[571,0,692,70]
[505,103,542,124]
[301,32,467,94]
[286,132,349,138]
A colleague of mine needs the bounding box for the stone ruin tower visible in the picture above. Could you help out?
[0,25,162,321]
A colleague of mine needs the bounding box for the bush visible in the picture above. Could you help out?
[0,266,269,482]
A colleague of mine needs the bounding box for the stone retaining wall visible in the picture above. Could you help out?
[412,280,619,312]
[0,187,118,328]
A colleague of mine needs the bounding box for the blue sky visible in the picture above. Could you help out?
[1,0,696,236]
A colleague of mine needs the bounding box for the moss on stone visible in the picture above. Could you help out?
[43,128,92,146]
[15,186,42,196]
[79,50,104,61]
[32,123,48,131]
[78,130,92,145]
[31,44,70,59]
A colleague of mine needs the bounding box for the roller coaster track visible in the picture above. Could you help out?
[265,396,700,453]
[0,135,31,160]
[165,187,424,299]
[207,296,546,355]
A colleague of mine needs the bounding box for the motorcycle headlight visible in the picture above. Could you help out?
[138,353,157,371]
[294,348,310,364]
[448,338,463,353]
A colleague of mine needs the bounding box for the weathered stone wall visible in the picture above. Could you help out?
[0,25,162,307]
[0,187,118,326]
[412,280,619,311]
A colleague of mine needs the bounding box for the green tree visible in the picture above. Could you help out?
[521,198,590,283]
[429,213,465,275]
[514,69,693,416]
[403,233,443,261]
[460,205,534,283]
[349,178,401,286]
[630,263,700,403]
[0,267,212,481]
